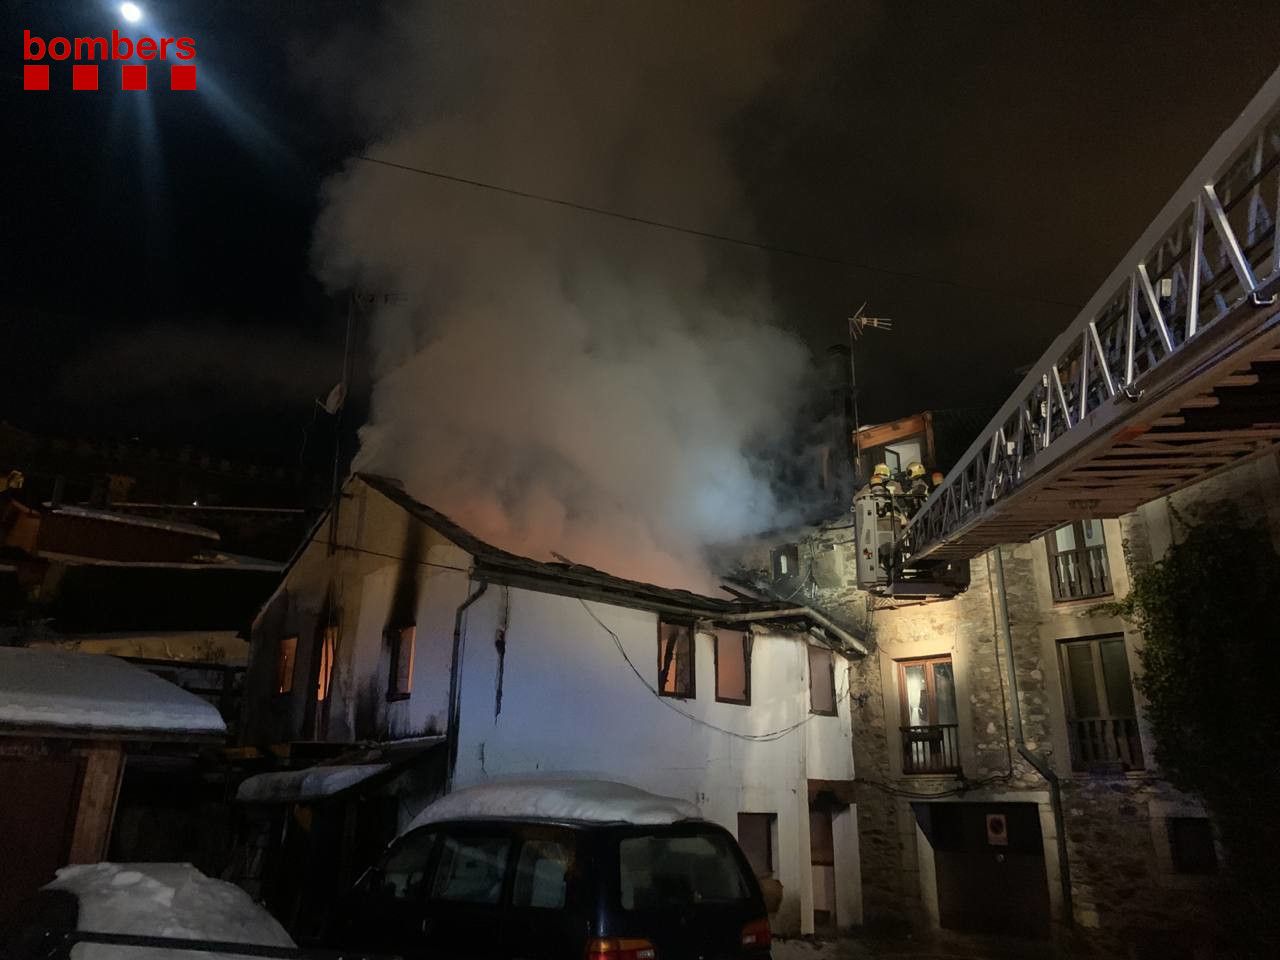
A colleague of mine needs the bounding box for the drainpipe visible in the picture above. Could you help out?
[445,579,489,793]
[989,547,1074,927]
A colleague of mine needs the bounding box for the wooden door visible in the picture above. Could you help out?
[0,754,83,919]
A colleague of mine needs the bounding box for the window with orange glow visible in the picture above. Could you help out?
[388,625,415,700]
[275,635,297,695]
[316,624,337,702]
[658,620,694,699]
[714,628,750,705]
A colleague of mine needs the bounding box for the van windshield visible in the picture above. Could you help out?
[619,831,753,910]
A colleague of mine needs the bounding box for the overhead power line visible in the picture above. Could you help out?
[355,154,1082,313]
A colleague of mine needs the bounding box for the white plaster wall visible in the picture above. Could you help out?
[450,585,856,935]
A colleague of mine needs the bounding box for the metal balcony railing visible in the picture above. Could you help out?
[1049,544,1111,601]
[901,723,961,774]
[1069,715,1144,771]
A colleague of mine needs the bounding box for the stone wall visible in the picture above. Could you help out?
[712,452,1280,952]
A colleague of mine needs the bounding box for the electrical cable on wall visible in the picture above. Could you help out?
[580,598,851,743]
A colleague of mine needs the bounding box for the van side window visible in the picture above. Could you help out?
[430,834,511,904]
[377,828,437,900]
[512,838,574,909]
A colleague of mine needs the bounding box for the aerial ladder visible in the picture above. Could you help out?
[857,63,1280,598]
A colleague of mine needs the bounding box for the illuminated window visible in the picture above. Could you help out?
[771,544,799,580]
[316,624,337,702]
[388,625,415,701]
[714,628,750,705]
[658,620,695,699]
[275,635,297,695]
[809,646,836,715]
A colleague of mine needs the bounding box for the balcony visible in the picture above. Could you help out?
[1069,715,1144,771]
[1050,544,1111,602]
[901,723,961,774]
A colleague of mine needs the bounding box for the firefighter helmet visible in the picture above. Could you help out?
[906,461,926,480]
[870,463,891,485]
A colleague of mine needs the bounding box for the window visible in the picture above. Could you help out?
[737,813,775,879]
[808,646,836,715]
[1045,519,1111,601]
[1168,818,1217,874]
[714,628,750,704]
[619,832,752,911]
[430,834,511,904]
[658,620,695,699]
[897,656,960,774]
[388,625,415,701]
[770,543,799,580]
[374,828,437,900]
[275,635,297,695]
[1059,635,1143,770]
[512,838,575,909]
[316,624,336,702]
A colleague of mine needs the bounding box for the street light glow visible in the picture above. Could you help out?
[120,3,142,23]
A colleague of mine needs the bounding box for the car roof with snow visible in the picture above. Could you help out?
[405,779,703,832]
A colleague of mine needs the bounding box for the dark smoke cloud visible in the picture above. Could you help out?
[309,2,821,590]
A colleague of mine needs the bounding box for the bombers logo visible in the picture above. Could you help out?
[22,28,197,91]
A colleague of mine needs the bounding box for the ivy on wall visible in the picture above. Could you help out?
[1104,502,1280,955]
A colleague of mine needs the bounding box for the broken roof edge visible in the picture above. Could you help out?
[247,473,868,654]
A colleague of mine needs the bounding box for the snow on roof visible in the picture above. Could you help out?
[406,778,702,832]
[45,862,293,960]
[0,647,226,737]
[235,763,391,804]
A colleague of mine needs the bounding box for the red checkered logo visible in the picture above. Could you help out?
[22,28,197,91]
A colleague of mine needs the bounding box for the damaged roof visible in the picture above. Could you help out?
[362,474,788,616]
[272,473,866,654]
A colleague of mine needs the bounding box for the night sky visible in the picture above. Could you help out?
[7,0,1280,465]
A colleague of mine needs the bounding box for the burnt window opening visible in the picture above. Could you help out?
[714,628,751,705]
[1169,817,1218,874]
[658,620,695,699]
[771,544,800,580]
[737,812,776,879]
[808,645,837,716]
[316,624,337,703]
[388,625,415,701]
[275,635,297,695]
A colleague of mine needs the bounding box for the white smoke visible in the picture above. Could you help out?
[309,3,817,591]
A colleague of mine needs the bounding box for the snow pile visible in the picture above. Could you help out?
[407,778,701,831]
[236,763,391,803]
[0,648,225,736]
[45,863,293,960]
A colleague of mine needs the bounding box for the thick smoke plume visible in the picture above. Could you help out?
[310,3,818,591]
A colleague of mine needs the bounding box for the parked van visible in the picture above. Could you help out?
[327,779,773,960]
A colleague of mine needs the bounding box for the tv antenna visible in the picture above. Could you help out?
[846,302,896,438]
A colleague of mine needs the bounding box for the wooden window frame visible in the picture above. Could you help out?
[1045,519,1112,603]
[1057,632,1144,771]
[387,624,416,702]
[896,655,955,728]
[275,635,297,695]
[808,646,838,716]
[657,619,695,700]
[713,628,751,706]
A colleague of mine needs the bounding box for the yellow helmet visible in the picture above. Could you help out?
[907,462,926,480]
[871,463,891,482]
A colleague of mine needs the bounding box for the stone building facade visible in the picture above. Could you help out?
[715,451,1280,956]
